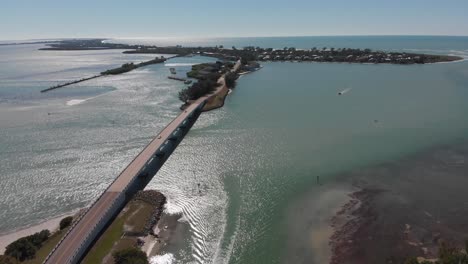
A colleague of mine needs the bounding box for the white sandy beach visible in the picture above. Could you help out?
[0,212,75,254]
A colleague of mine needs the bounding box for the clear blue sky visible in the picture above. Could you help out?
[1,0,467,40]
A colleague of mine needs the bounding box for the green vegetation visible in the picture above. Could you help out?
[186,63,208,78]
[186,62,224,79]
[138,56,166,67]
[127,44,461,64]
[101,62,137,75]
[42,56,165,93]
[224,72,239,88]
[178,62,230,103]
[4,230,50,261]
[125,203,154,234]
[101,57,166,75]
[40,39,462,64]
[113,248,148,264]
[178,79,219,102]
[23,229,68,264]
[59,216,73,230]
[5,239,36,262]
[39,39,134,50]
[82,195,163,264]
[0,255,19,264]
[0,227,68,264]
[405,242,468,264]
[82,209,127,264]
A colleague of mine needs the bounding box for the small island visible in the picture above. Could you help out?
[177,60,243,111]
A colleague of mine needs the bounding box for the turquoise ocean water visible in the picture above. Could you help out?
[0,36,468,263]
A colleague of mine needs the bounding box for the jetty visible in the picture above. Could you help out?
[168,76,192,83]
[40,75,101,93]
[40,57,167,93]
[168,76,193,84]
[168,76,186,82]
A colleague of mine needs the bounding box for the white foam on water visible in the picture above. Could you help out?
[66,99,86,106]
[449,50,468,55]
[150,253,175,264]
[163,199,184,215]
[212,212,240,264]
[6,105,43,111]
[165,63,197,67]
[133,68,152,74]
[403,48,446,53]
[65,93,107,106]
[433,58,468,64]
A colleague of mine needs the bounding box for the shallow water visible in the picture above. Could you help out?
[1,37,468,263]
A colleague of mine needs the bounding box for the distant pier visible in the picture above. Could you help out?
[168,76,187,82]
[40,57,167,93]
[40,75,102,93]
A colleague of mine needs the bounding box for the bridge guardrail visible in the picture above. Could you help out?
[44,98,206,264]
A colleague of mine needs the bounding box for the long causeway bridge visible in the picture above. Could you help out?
[44,60,241,263]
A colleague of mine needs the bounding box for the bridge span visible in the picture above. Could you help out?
[43,60,240,263]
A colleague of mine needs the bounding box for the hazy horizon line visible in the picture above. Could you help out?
[2,34,468,42]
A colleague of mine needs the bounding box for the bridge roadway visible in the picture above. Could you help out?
[43,59,240,263]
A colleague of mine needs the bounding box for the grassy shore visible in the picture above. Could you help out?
[23,229,68,264]
[81,203,137,264]
[82,190,166,264]
[202,78,230,111]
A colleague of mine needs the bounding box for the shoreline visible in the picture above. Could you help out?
[40,56,168,93]
[286,184,355,264]
[201,77,230,112]
[81,190,168,263]
[328,142,468,263]
[181,59,243,112]
[3,39,467,263]
[146,211,182,259]
[0,210,78,254]
[431,57,467,64]
[38,39,464,64]
[0,191,170,262]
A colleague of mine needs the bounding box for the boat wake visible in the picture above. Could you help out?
[65,94,105,106]
[150,253,175,264]
[338,87,352,95]
[66,99,86,106]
